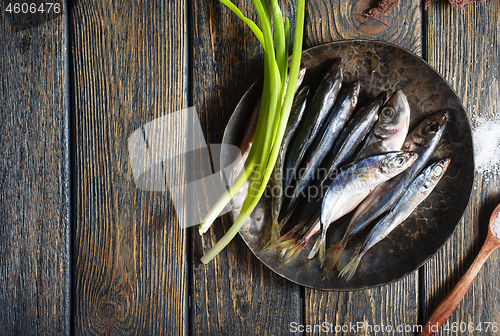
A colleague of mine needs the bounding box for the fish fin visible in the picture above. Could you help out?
[273,238,297,251]
[261,218,282,251]
[307,237,321,259]
[317,230,328,267]
[281,239,306,265]
[339,252,362,281]
[279,229,295,243]
[321,241,346,280]
[277,220,304,245]
[274,222,303,251]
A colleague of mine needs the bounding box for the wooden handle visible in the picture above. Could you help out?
[419,236,499,336]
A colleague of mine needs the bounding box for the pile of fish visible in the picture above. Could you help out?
[255,58,451,281]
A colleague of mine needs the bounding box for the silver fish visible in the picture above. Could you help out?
[275,92,388,245]
[284,59,344,190]
[284,82,360,221]
[317,151,418,265]
[280,151,418,265]
[324,110,449,271]
[322,91,389,184]
[356,90,411,159]
[339,157,451,281]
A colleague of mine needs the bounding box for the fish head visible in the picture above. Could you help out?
[374,90,411,150]
[402,111,449,151]
[376,91,390,105]
[425,157,451,186]
[298,66,307,80]
[324,58,344,95]
[380,151,419,177]
[331,57,345,73]
[291,85,310,110]
[324,58,345,85]
[348,82,361,110]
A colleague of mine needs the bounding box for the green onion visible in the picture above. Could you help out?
[218,0,265,47]
[272,0,287,90]
[199,0,306,264]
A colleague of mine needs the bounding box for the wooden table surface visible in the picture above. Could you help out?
[1,0,499,335]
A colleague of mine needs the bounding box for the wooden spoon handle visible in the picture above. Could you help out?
[419,237,499,336]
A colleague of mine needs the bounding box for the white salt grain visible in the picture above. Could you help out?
[472,116,500,174]
[493,212,500,239]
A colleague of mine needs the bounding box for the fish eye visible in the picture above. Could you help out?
[351,96,358,106]
[434,166,443,176]
[426,121,440,133]
[397,157,405,165]
[381,106,394,120]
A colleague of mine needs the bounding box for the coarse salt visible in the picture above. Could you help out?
[493,211,500,239]
[472,116,500,174]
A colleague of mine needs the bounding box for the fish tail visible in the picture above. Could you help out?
[261,218,282,251]
[278,219,304,244]
[280,230,293,242]
[307,237,321,259]
[274,237,297,251]
[339,251,362,281]
[281,239,307,265]
[321,241,346,280]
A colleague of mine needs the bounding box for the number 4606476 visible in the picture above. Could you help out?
[5,3,61,14]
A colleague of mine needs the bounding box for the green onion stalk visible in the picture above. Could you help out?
[199,0,306,264]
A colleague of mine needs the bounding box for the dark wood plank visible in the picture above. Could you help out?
[190,1,301,335]
[423,2,500,334]
[70,1,187,334]
[0,2,70,335]
[304,0,421,54]
[305,277,419,334]
[303,1,422,334]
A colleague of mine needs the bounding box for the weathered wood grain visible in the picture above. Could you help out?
[305,277,420,335]
[70,1,187,334]
[303,1,422,335]
[423,1,500,335]
[0,3,70,335]
[419,217,500,335]
[190,1,301,335]
[304,0,422,54]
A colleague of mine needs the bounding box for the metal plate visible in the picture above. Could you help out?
[220,40,474,291]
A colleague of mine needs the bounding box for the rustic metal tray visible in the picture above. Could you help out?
[220,40,474,290]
